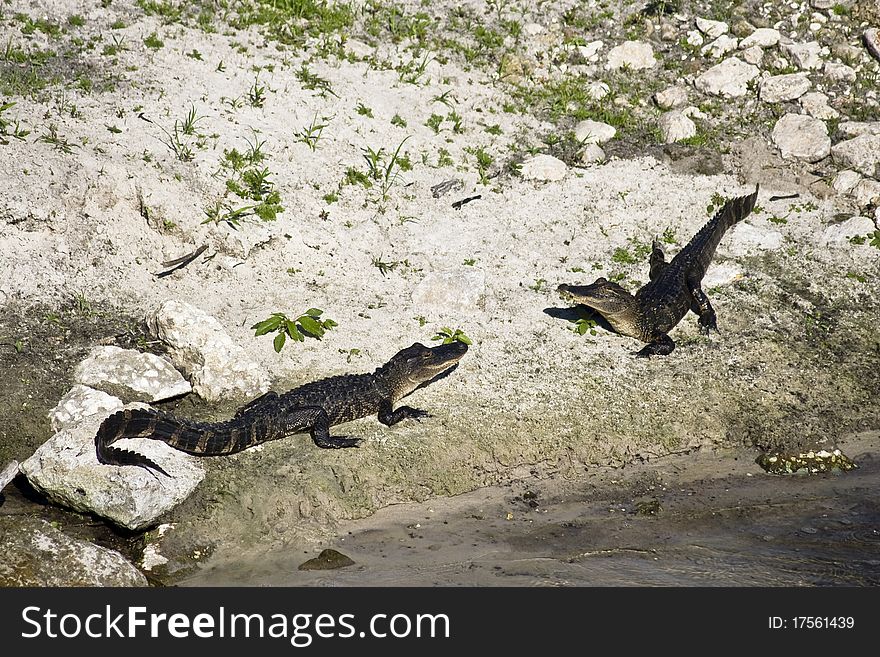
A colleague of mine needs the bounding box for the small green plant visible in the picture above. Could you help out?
[247,77,268,107]
[570,314,598,336]
[425,113,443,133]
[361,136,411,201]
[187,49,203,60]
[661,227,678,245]
[0,101,29,142]
[143,32,164,49]
[296,64,335,96]
[371,256,399,276]
[38,124,76,153]
[611,247,638,265]
[870,230,880,249]
[294,112,329,151]
[252,309,338,352]
[391,114,407,128]
[463,258,476,266]
[464,146,493,184]
[528,278,547,292]
[355,101,373,117]
[431,327,472,345]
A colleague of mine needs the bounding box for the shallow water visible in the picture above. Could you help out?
[182,432,880,587]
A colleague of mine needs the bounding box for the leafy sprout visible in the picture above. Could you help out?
[431,327,473,345]
[252,309,338,352]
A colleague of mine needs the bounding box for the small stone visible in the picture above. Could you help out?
[864,28,880,64]
[412,268,486,313]
[686,30,704,47]
[344,39,373,59]
[703,263,743,287]
[654,86,689,109]
[824,62,857,83]
[838,121,880,138]
[701,34,739,59]
[821,216,876,246]
[523,23,544,36]
[759,73,811,102]
[810,0,835,8]
[574,119,616,144]
[852,180,880,210]
[657,111,697,143]
[659,20,677,41]
[298,549,355,570]
[0,460,18,493]
[831,170,862,195]
[741,45,764,65]
[694,58,760,98]
[74,345,192,403]
[831,135,880,177]
[519,154,568,182]
[576,40,603,61]
[780,41,824,70]
[606,40,656,70]
[696,17,729,39]
[740,27,781,48]
[799,92,839,120]
[771,113,831,162]
[579,143,606,164]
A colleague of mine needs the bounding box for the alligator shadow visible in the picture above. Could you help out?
[543,305,617,334]
[413,363,461,394]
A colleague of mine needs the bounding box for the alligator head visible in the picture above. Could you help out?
[378,341,469,400]
[558,279,639,336]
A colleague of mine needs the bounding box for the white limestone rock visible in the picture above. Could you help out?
[703,263,744,288]
[741,45,765,66]
[820,216,876,246]
[606,41,656,70]
[701,34,739,59]
[658,111,697,143]
[694,58,760,98]
[654,86,689,110]
[831,135,880,177]
[579,143,606,164]
[0,516,148,586]
[800,92,839,120]
[148,300,269,402]
[696,17,729,39]
[760,73,812,102]
[780,41,824,70]
[740,28,781,49]
[831,170,862,195]
[49,384,124,432]
[852,180,880,210]
[519,154,567,182]
[771,113,831,163]
[838,121,880,138]
[74,345,191,403]
[824,61,857,83]
[412,268,486,314]
[574,119,616,144]
[864,28,880,64]
[20,407,205,531]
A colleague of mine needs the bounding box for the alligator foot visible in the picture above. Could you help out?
[698,312,718,337]
[378,403,432,426]
[634,335,675,358]
[313,435,363,449]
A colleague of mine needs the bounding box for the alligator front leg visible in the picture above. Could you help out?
[689,283,718,336]
[635,333,675,357]
[293,406,362,449]
[378,400,431,426]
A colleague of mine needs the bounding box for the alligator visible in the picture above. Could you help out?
[95,341,468,475]
[558,185,759,357]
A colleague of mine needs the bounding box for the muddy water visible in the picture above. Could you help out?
[181,431,880,587]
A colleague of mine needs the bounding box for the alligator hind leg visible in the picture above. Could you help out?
[378,400,431,426]
[302,407,362,449]
[634,333,675,358]
[688,279,718,336]
[649,240,668,281]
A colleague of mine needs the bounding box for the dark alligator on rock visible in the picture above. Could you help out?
[558,185,759,357]
[95,341,468,476]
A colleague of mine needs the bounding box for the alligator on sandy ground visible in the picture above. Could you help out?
[558,185,759,357]
[95,341,468,475]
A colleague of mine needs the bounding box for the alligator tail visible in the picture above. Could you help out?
[95,409,171,476]
[689,184,760,274]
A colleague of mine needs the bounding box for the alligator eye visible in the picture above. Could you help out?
[594,277,607,284]
[421,351,432,360]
